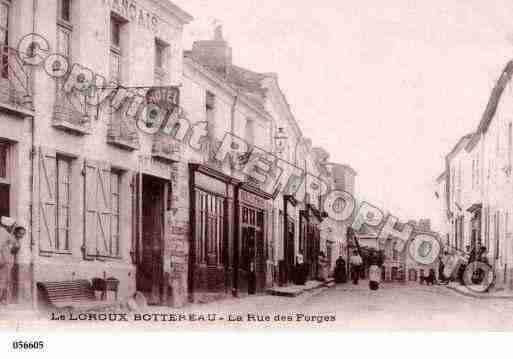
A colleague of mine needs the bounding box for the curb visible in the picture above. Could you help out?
[442,284,513,300]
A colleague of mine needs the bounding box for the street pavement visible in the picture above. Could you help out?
[4,281,513,330]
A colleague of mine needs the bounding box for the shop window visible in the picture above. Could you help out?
[195,189,224,265]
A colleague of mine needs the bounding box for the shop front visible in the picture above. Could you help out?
[300,204,325,280]
[188,164,235,303]
[235,185,272,295]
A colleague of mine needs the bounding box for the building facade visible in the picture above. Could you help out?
[437,60,513,289]
[1,0,358,308]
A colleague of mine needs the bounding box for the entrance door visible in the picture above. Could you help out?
[241,226,256,294]
[136,175,165,305]
[285,220,295,283]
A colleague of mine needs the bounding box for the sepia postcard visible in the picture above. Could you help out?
[2,0,513,350]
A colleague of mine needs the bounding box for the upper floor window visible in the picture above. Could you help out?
[59,0,71,23]
[508,122,512,175]
[110,15,125,83]
[154,38,169,85]
[205,91,215,136]
[155,39,168,70]
[0,0,9,46]
[57,0,72,60]
[0,0,9,79]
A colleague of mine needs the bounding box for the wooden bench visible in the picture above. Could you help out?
[37,280,117,311]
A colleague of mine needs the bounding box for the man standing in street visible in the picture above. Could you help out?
[0,217,20,304]
[350,250,363,285]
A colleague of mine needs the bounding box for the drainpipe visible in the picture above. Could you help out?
[229,90,239,177]
[29,0,38,309]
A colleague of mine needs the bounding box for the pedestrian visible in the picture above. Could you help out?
[317,252,329,282]
[0,217,20,304]
[438,256,448,285]
[349,250,363,285]
[334,255,347,283]
[368,260,381,291]
[294,254,307,285]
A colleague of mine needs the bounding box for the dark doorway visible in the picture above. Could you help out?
[391,267,398,281]
[240,206,264,294]
[136,175,166,305]
[0,183,9,218]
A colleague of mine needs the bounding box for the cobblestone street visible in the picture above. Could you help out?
[4,281,513,331]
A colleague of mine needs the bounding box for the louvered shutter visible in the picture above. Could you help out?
[38,147,56,256]
[84,159,98,259]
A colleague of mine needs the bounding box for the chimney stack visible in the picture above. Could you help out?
[191,25,232,76]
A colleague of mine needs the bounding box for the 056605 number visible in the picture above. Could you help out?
[12,340,44,350]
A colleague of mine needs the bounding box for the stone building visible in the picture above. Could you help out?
[437,60,513,289]
[1,0,358,308]
[1,0,193,306]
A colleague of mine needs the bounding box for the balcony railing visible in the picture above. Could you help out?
[107,113,140,151]
[152,132,181,162]
[0,45,33,112]
[52,88,92,135]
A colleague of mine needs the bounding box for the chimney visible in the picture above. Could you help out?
[191,25,232,76]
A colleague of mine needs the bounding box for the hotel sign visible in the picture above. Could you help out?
[104,0,160,34]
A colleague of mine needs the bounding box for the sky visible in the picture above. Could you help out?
[172,0,513,230]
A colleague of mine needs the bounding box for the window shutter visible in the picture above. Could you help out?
[38,147,56,256]
[96,161,111,256]
[84,159,98,260]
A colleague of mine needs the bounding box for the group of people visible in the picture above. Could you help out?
[0,217,26,305]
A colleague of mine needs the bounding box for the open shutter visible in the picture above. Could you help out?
[96,161,111,257]
[84,159,98,260]
[39,147,56,256]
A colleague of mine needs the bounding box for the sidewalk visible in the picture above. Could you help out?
[444,281,513,299]
[266,279,334,297]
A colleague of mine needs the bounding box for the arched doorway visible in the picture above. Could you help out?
[408,269,417,281]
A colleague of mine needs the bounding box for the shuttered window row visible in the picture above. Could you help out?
[38,147,123,259]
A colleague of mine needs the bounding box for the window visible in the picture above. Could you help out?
[110,170,121,257]
[195,189,225,265]
[57,0,72,58]
[508,122,512,174]
[59,0,71,23]
[0,0,8,45]
[0,1,10,79]
[155,39,166,69]
[245,117,255,147]
[56,156,71,252]
[110,15,124,83]
[0,142,10,219]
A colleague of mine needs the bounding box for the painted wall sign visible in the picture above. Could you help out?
[104,0,160,34]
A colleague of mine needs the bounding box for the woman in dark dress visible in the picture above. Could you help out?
[334,256,347,283]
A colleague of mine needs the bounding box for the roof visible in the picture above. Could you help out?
[435,171,446,183]
[446,133,473,161]
[183,53,273,120]
[225,65,268,103]
[159,1,194,24]
[476,60,513,135]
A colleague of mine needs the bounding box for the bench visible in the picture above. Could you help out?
[37,279,117,311]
